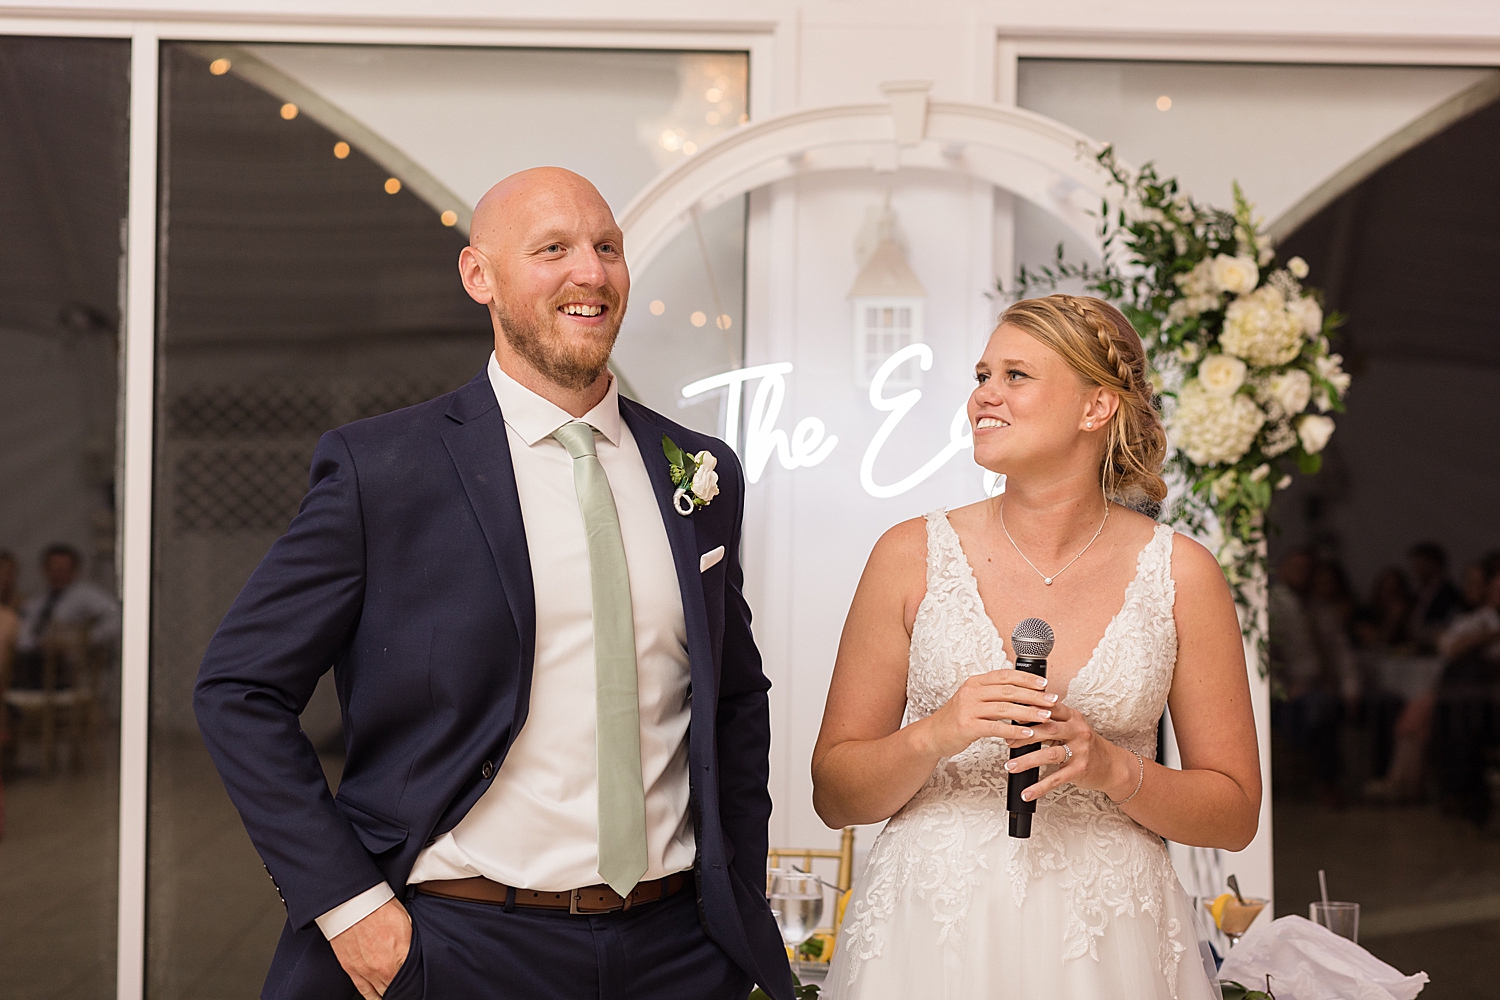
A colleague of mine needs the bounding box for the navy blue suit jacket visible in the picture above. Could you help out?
[194,370,794,1000]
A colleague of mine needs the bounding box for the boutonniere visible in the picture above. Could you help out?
[662,435,720,516]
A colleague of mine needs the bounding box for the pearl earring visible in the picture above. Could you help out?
[1086,420,1094,429]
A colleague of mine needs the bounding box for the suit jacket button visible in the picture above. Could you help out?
[481,760,494,780]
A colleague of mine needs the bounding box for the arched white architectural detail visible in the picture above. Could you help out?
[1268,70,1500,242]
[619,89,1116,272]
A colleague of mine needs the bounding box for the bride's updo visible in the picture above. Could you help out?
[997,294,1168,508]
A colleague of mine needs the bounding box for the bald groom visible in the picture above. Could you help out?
[195,168,794,1000]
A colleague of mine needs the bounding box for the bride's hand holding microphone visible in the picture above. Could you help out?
[1001,700,1139,805]
[910,668,1060,760]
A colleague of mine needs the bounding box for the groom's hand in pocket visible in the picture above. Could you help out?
[917,667,1061,758]
[330,896,412,999]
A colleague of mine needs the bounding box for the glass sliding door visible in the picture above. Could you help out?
[0,34,130,1000]
[148,41,748,996]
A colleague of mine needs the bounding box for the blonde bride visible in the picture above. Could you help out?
[813,295,1260,999]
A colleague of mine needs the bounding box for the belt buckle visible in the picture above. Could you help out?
[569,888,583,915]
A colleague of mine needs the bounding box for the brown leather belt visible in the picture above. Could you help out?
[416,871,690,914]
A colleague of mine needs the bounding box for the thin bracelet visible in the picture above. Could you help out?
[1112,750,1145,805]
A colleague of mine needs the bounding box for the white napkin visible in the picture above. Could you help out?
[1219,915,1428,1000]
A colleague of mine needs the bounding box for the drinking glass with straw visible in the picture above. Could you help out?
[1309,869,1360,943]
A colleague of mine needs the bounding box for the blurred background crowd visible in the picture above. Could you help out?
[1271,541,1500,824]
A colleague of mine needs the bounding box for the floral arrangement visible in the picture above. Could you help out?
[1005,148,1351,666]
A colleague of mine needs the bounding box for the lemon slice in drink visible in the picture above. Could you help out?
[1209,892,1235,930]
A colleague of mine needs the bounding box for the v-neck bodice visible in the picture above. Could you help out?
[831,509,1201,999]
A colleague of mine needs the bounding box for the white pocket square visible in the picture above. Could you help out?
[699,545,725,573]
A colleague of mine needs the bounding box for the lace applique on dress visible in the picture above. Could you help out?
[839,511,1190,995]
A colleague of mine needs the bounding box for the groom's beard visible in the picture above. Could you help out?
[494,287,624,391]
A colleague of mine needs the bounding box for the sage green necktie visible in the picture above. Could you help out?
[551,420,648,897]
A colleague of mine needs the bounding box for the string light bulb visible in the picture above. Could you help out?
[1156,95,1172,111]
[440,210,458,227]
[384,177,402,195]
[690,311,707,328]
[280,103,299,120]
[649,300,666,316]
[209,58,231,76]
[333,141,350,159]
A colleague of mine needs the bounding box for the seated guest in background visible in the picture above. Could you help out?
[1431,563,1500,827]
[1439,564,1500,665]
[1367,567,1415,651]
[1407,542,1464,654]
[12,544,120,690]
[1271,548,1348,804]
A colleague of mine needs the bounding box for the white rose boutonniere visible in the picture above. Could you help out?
[662,435,719,515]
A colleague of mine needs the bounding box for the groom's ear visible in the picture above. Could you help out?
[459,245,496,305]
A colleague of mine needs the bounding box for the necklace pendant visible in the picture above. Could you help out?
[1043,577,1053,586]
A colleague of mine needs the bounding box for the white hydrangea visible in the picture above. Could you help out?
[1221,286,1303,366]
[1198,353,1248,397]
[1210,254,1260,295]
[1297,414,1336,454]
[1176,259,1217,298]
[1287,295,1323,337]
[1170,379,1266,466]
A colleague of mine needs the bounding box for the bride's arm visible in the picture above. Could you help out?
[1007,535,1262,850]
[811,520,1057,829]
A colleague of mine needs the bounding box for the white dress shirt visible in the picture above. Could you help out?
[15,579,121,653]
[318,357,696,938]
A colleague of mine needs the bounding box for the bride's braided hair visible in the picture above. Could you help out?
[997,294,1168,508]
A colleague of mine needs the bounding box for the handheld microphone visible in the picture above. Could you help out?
[1006,617,1055,839]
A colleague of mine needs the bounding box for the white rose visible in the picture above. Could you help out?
[1175,259,1217,298]
[1210,254,1260,295]
[1176,341,1201,364]
[1297,414,1336,454]
[1169,380,1266,466]
[1312,353,1352,411]
[1287,256,1309,279]
[690,450,720,501]
[1287,295,1323,337]
[1221,286,1303,366]
[1198,353,1247,398]
[1265,369,1313,416]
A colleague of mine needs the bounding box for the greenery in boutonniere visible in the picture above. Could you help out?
[1002,147,1351,674]
[662,434,721,515]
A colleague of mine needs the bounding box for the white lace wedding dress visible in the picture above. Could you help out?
[825,511,1216,1000]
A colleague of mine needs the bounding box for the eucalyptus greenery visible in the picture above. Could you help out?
[1002,147,1351,673]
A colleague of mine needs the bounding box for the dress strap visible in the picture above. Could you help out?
[922,509,960,593]
[1141,523,1178,616]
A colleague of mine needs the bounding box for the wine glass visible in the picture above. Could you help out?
[1206,895,1268,947]
[767,869,825,960]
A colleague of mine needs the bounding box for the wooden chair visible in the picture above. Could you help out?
[768,827,857,962]
[768,826,857,895]
[3,625,102,775]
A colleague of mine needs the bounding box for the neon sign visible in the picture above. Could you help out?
[680,344,979,499]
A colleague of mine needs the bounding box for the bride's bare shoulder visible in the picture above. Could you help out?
[867,514,931,571]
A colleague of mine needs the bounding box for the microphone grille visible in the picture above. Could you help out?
[1011,617,1055,658]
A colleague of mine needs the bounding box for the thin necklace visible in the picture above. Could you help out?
[999,497,1110,586]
